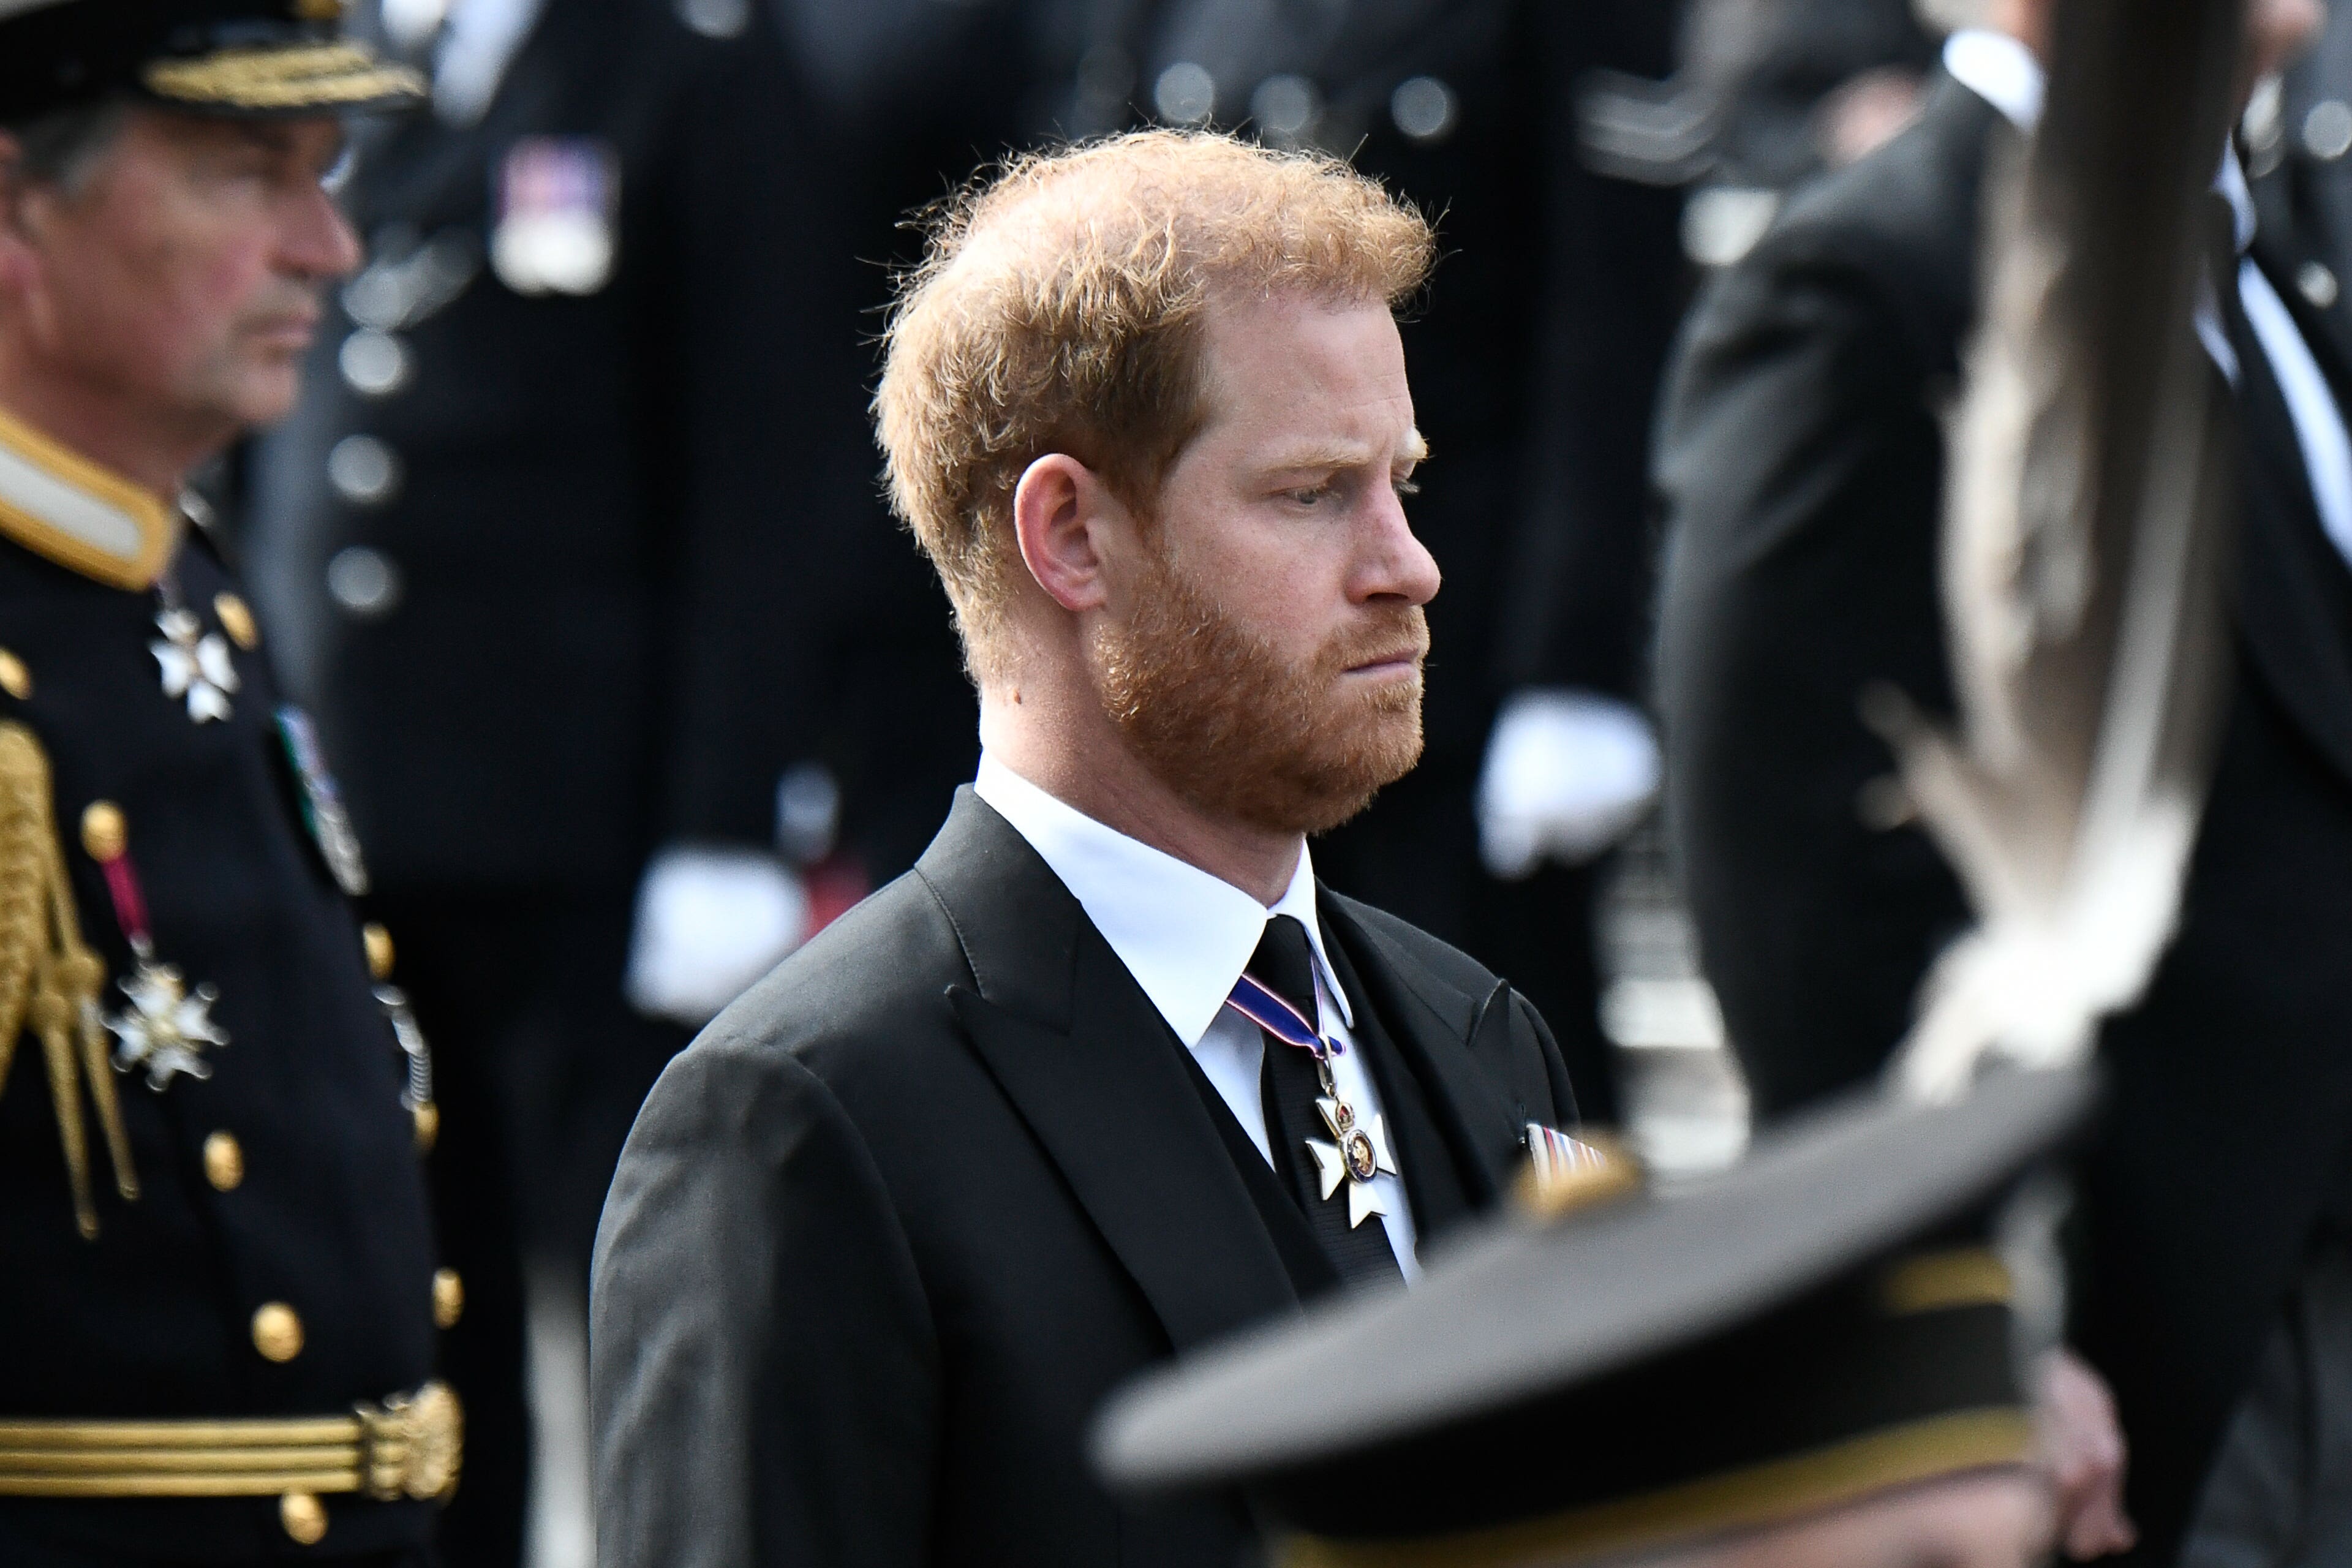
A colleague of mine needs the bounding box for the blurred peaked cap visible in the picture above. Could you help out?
[1093,1065,2100,1568]
[0,0,423,126]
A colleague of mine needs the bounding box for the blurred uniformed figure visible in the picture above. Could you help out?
[238,0,975,1556]
[776,0,1689,1124]
[0,3,462,1565]
[1098,1067,2098,1568]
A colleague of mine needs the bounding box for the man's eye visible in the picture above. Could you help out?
[1393,477,1422,498]
[1289,484,1334,507]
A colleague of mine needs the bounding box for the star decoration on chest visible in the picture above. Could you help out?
[106,959,230,1090]
[152,607,239,723]
[1307,1096,1399,1229]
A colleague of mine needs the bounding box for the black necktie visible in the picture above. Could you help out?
[2208,192,2333,533]
[1246,916,1404,1287]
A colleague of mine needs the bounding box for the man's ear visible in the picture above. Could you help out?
[1012,453,1129,614]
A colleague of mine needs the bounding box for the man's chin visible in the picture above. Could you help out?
[1254,715,1426,837]
[218,361,307,429]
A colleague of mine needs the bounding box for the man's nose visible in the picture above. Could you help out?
[1354,486,1441,607]
[285,186,363,281]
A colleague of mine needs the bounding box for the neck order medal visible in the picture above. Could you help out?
[1225,971,1399,1230]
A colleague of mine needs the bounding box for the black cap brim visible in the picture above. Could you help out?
[1095,1065,2098,1495]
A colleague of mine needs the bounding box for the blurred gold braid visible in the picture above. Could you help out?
[0,722,136,1239]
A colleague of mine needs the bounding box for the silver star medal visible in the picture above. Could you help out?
[1306,1095,1399,1229]
[152,608,239,723]
[107,958,230,1090]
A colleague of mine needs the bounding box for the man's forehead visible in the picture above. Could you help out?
[1194,293,1415,451]
[145,107,343,149]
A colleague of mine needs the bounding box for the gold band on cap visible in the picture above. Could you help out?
[1278,1408,2037,1568]
[1879,1248,2013,1317]
[142,45,424,112]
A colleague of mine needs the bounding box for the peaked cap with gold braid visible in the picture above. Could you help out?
[0,0,422,126]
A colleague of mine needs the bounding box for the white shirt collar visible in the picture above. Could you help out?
[973,752,1353,1047]
[1943,28,2045,130]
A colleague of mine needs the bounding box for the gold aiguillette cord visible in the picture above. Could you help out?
[0,722,137,1238]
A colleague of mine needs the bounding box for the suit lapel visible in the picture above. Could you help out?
[1317,894,1530,1210]
[2232,239,2352,790]
[918,791,1301,1353]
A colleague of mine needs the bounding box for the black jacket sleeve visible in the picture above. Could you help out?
[592,1032,940,1568]
[1651,220,1972,1119]
[1494,0,1686,701]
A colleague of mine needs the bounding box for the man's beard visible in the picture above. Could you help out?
[1089,549,1430,836]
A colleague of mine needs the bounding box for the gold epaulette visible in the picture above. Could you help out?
[0,721,137,1237]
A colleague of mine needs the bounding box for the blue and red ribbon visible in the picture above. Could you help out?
[1224,972,1345,1058]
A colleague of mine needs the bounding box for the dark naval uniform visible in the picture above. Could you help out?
[0,437,454,1562]
[0,4,456,1562]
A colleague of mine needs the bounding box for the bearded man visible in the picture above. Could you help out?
[589,129,1580,1568]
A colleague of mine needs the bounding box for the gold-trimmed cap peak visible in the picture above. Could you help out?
[1,0,424,126]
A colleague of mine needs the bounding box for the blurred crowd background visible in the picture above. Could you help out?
[202,0,2352,1562]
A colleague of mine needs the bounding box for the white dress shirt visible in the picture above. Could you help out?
[1944,28,2352,562]
[973,752,1421,1276]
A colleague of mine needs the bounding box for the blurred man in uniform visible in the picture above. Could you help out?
[238,0,969,1556]
[1097,1068,2098,1568]
[594,130,1582,1568]
[0,3,462,1564]
[1654,0,2346,1560]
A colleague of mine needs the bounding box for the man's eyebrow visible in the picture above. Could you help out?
[1261,431,1430,473]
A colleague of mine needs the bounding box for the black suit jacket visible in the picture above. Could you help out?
[590,790,1574,1568]
[1656,74,2352,1562]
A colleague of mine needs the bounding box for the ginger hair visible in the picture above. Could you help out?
[874,128,1436,681]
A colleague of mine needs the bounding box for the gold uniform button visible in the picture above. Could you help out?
[213,592,260,650]
[80,801,126,862]
[361,922,395,981]
[432,1267,464,1329]
[280,1490,328,1545]
[252,1302,304,1362]
[0,647,28,699]
[413,1100,440,1154]
[202,1131,244,1191]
